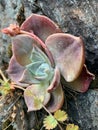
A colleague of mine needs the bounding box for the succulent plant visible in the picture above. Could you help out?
[2,14,95,112]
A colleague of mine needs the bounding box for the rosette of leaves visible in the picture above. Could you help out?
[2,14,95,112]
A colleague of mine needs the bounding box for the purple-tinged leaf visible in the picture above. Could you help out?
[63,65,95,92]
[24,83,51,111]
[19,69,41,84]
[12,34,41,66]
[46,84,64,113]
[47,66,60,92]
[46,33,85,82]
[7,56,28,87]
[21,14,62,42]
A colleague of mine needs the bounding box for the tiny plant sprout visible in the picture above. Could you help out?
[2,14,95,113]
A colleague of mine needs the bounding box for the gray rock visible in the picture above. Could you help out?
[67,89,98,130]
[0,0,23,67]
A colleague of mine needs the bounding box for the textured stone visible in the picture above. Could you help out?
[67,89,98,130]
[0,0,23,67]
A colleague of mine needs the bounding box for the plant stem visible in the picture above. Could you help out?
[0,69,8,82]
[42,104,52,116]
[13,84,25,91]
[58,123,63,130]
[7,95,21,112]
[3,121,14,130]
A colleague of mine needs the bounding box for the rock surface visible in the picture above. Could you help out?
[0,0,98,130]
[67,89,98,130]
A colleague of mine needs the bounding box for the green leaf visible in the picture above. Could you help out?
[66,124,79,130]
[54,110,68,122]
[43,115,58,130]
[0,86,10,95]
[19,45,54,85]
[26,46,54,82]
[0,79,11,95]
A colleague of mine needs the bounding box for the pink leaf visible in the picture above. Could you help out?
[46,33,85,82]
[63,65,95,92]
[46,84,64,113]
[12,34,41,66]
[21,14,61,42]
[47,66,60,92]
[24,83,50,111]
[7,56,28,87]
